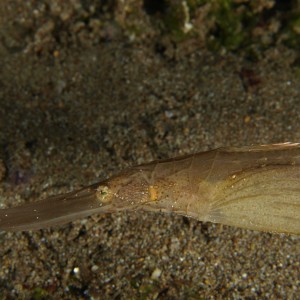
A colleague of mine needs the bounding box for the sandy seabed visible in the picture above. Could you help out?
[0,1,300,299]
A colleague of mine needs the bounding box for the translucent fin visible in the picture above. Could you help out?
[208,165,300,234]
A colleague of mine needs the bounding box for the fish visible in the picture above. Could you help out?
[0,143,300,234]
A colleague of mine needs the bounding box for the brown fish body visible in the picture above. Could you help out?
[130,144,300,234]
[0,143,300,234]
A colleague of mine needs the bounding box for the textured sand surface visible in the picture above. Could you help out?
[0,1,300,299]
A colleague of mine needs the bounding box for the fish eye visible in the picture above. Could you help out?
[96,185,111,203]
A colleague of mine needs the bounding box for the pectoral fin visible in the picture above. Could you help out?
[208,165,300,234]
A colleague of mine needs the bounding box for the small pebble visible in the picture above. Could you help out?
[91,265,99,272]
[151,268,162,280]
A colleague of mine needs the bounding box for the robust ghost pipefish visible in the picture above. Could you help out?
[0,143,300,234]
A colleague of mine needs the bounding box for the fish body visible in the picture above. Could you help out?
[1,143,300,234]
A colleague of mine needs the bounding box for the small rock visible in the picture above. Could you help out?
[151,268,162,280]
[91,265,99,272]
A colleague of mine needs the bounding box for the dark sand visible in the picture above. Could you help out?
[0,2,300,299]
